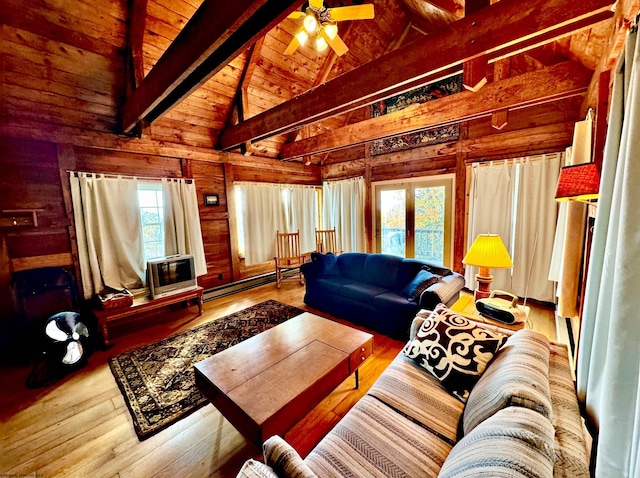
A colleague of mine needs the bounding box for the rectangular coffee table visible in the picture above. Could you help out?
[194,312,373,446]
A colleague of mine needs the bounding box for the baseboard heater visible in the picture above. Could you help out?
[202,268,300,302]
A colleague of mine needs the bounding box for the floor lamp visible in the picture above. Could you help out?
[463,234,513,301]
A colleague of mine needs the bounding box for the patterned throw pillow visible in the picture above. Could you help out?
[403,304,507,402]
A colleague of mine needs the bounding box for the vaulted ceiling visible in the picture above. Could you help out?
[4,0,635,166]
[120,0,618,162]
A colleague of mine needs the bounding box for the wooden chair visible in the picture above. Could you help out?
[274,230,305,288]
[315,228,339,254]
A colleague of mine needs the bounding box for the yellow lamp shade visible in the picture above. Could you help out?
[463,234,513,269]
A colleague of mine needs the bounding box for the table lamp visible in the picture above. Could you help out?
[463,234,513,301]
[555,162,600,203]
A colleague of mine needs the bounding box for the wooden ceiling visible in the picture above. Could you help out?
[3,0,636,165]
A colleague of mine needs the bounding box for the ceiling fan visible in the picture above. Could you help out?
[284,0,375,57]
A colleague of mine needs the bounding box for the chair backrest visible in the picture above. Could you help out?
[315,228,338,254]
[276,231,301,260]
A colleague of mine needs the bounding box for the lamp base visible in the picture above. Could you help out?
[474,269,493,301]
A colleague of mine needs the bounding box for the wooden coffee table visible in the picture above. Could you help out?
[194,312,373,446]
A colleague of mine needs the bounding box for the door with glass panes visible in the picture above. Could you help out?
[375,178,453,267]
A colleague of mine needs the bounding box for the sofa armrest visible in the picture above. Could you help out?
[418,272,465,309]
[236,459,279,478]
[300,261,318,280]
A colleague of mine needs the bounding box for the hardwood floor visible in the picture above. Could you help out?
[0,283,556,477]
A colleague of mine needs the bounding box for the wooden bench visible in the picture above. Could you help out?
[94,286,203,345]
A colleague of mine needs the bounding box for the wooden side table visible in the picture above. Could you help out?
[94,286,203,345]
[450,294,528,331]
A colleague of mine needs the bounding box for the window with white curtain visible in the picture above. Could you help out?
[137,182,165,262]
[465,154,561,302]
[234,182,319,265]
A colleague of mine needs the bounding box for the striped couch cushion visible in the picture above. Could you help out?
[548,344,590,478]
[462,329,553,435]
[237,459,279,478]
[305,395,452,478]
[263,435,317,478]
[367,354,463,443]
[439,407,555,478]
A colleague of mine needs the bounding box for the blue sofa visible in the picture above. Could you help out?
[300,252,465,339]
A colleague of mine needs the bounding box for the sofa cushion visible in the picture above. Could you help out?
[340,282,389,304]
[336,253,368,282]
[548,344,591,478]
[305,395,452,478]
[310,252,339,277]
[439,407,555,478]
[367,354,464,443]
[372,291,425,318]
[463,329,552,435]
[362,253,406,289]
[237,459,279,478]
[402,268,442,302]
[263,435,317,478]
[403,305,507,402]
[313,277,357,296]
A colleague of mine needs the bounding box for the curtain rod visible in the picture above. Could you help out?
[69,171,194,183]
[471,151,564,168]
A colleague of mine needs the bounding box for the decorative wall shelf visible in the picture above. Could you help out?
[1,209,40,228]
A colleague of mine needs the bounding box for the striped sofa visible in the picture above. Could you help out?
[238,311,590,478]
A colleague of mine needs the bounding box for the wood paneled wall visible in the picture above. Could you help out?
[0,136,321,308]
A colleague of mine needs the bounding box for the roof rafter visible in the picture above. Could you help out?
[219,0,614,151]
[280,61,591,159]
[120,0,300,134]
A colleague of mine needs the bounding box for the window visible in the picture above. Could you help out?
[375,177,454,267]
[138,182,165,262]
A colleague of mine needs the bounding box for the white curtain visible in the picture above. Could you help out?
[239,183,287,265]
[466,161,514,292]
[70,173,144,299]
[511,154,561,302]
[162,178,207,277]
[577,28,640,478]
[287,185,317,254]
[550,113,593,317]
[322,177,366,253]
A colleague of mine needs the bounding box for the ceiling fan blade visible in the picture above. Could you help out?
[327,4,375,22]
[309,0,324,9]
[287,11,305,19]
[320,29,349,57]
[284,34,301,55]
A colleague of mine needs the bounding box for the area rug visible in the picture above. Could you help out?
[108,300,304,440]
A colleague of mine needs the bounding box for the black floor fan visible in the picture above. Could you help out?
[26,311,93,388]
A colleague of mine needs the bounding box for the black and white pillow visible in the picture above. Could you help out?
[403,304,506,402]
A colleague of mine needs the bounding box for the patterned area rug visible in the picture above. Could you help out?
[109,300,304,440]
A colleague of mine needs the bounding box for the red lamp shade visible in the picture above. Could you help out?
[555,163,600,202]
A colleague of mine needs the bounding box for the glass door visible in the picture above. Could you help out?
[375,178,453,267]
[378,188,407,257]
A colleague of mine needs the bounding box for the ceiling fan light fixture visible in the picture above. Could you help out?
[316,35,328,52]
[324,23,338,40]
[295,30,309,45]
[303,13,318,33]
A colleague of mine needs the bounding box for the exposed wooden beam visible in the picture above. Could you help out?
[281,62,591,159]
[124,0,149,138]
[120,0,300,133]
[321,121,575,178]
[462,0,489,92]
[424,0,464,17]
[219,0,613,150]
[491,57,511,129]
